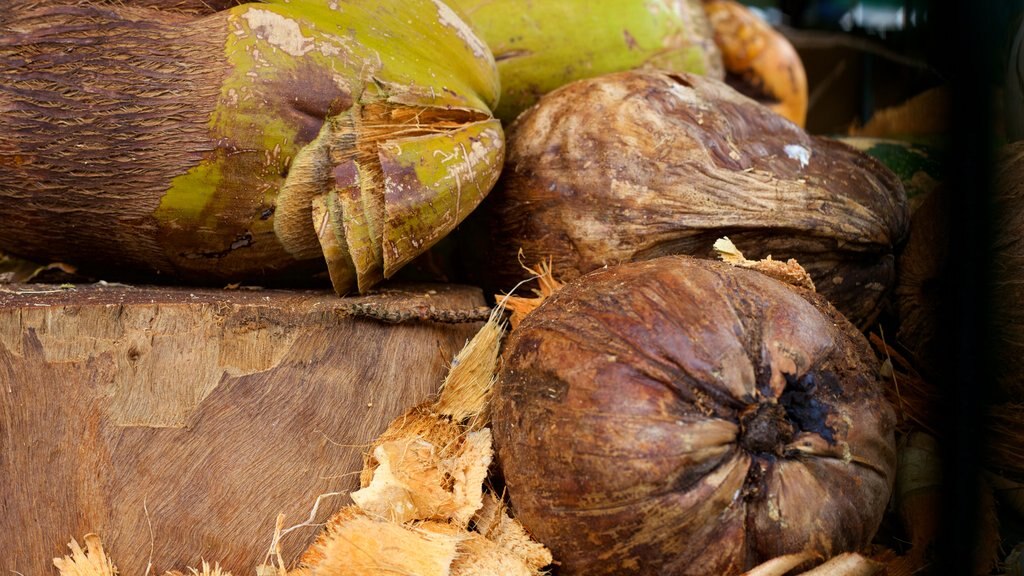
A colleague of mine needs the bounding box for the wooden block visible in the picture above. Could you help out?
[0,282,486,575]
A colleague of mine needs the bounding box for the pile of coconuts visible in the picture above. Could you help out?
[0,1,920,575]
[476,69,907,575]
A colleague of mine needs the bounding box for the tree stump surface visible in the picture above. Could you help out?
[0,282,486,575]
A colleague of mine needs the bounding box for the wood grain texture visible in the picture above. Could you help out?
[0,282,485,575]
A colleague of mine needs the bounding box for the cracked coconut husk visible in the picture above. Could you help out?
[54,306,551,576]
[295,306,551,576]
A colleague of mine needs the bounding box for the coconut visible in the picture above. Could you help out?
[446,0,723,124]
[0,0,504,294]
[471,70,908,329]
[493,256,897,575]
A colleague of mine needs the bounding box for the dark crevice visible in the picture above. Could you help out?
[724,71,781,106]
[494,49,532,62]
[779,371,838,445]
[666,72,694,88]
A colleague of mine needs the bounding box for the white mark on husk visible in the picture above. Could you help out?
[784,144,811,168]
[432,0,490,61]
[242,9,314,57]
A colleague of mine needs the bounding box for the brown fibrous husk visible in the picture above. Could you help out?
[474,70,908,330]
[493,255,897,575]
[297,308,552,575]
[498,256,566,330]
[869,332,942,436]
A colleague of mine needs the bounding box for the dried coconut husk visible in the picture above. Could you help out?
[470,491,553,570]
[869,333,942,436]
[54,535,118,576]
[295,507,464,576]
[350,427,493,525]
[714,237,816,291]
[498,256,566,330]
[493,255,897,575]
[295,307,552,575]
[475,70,908,330]
[54,533,234,576]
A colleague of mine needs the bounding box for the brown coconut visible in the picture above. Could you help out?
[472,70,908,330]
[492,256,897,575]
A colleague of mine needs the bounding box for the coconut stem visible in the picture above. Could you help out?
[740,402,795,456]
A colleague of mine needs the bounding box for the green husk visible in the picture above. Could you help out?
[448,0,723,123]
[0,0,504,294]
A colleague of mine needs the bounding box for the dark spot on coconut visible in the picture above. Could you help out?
[779,371,837,445]
[623,29,638,50]
[739,402,794,456]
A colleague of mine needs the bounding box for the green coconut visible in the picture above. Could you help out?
[447,0,724,123]
[0,0,504,294]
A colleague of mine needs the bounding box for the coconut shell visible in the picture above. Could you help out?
[0,0,504,294]
[492,256,897,575]
[473,70,908,329]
